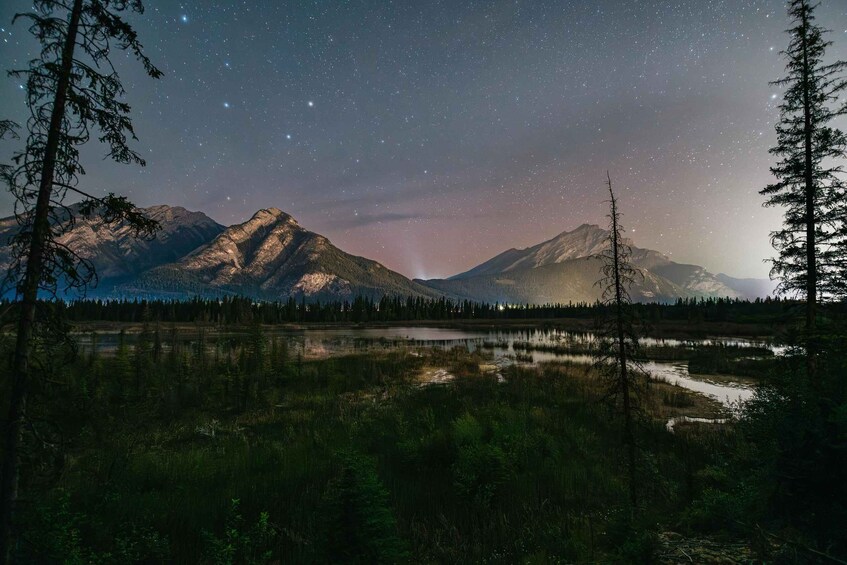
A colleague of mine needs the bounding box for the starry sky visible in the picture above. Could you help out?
[1,1,846,280]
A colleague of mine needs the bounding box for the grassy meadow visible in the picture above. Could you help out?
[0,325,743,563]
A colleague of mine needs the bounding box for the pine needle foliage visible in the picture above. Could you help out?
[1,0,163,296]
[0,2,161,560]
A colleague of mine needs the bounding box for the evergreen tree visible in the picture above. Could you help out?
[0,2,161,558]
[323,452,408,563]
[761,0,847,384]
[728,3,847,546]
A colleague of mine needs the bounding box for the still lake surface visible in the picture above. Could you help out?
[80,326,767,410]
[296,327,760,408]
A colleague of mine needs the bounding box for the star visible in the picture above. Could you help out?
[0,0,803,282]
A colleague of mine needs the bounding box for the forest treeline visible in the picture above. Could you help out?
[0,294,836,326]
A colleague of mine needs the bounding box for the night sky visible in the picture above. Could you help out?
[2,1,846,280]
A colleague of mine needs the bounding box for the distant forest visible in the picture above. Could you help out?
[3,295,841,326]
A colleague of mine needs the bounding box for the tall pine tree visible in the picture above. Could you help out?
[762,0,847,385]
[0,1,161,560]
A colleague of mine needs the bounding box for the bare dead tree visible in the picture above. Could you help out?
[594,172,644,508]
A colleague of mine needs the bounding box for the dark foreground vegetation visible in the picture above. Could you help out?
[0,313,845,563]
[2,332,715,563]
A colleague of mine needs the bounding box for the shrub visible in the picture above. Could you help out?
[202,499,276,565]
[323,451,408,564]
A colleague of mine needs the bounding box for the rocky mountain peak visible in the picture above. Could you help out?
[512,224,611,269]
[221,207,300,243]
[550,223,606,241]
[0,204,226,285]
[122,205,442,301]
[143,204,222,227]
[570,223,603,233]
[250,207,297,224]
[432,220,770,303]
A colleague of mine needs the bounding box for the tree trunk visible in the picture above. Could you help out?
[0,1,83,561]
[799,1,818,389]
[608,173,637,508]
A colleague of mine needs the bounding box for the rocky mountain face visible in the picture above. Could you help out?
[0,206,773,304]
[61,205,226,280]
[122,207,442,301]
[419,224,775,304]
[0,205,225,294]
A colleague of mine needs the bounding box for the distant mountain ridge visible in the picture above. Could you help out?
[0,205,442,301]
[122,207,442,301]
[0,204,225,292]
[0,206,774,303]
[418,224,775,304]
[450,224,609,278]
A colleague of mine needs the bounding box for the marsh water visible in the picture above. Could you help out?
[78,326,768,410]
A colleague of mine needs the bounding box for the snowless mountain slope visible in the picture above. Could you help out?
[423,224,772,303]
[122,208,443,301]
[0,207,772,303]
[0,205,225,293]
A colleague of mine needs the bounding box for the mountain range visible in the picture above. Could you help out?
[0,205,774,303]
[418,224,775,304]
